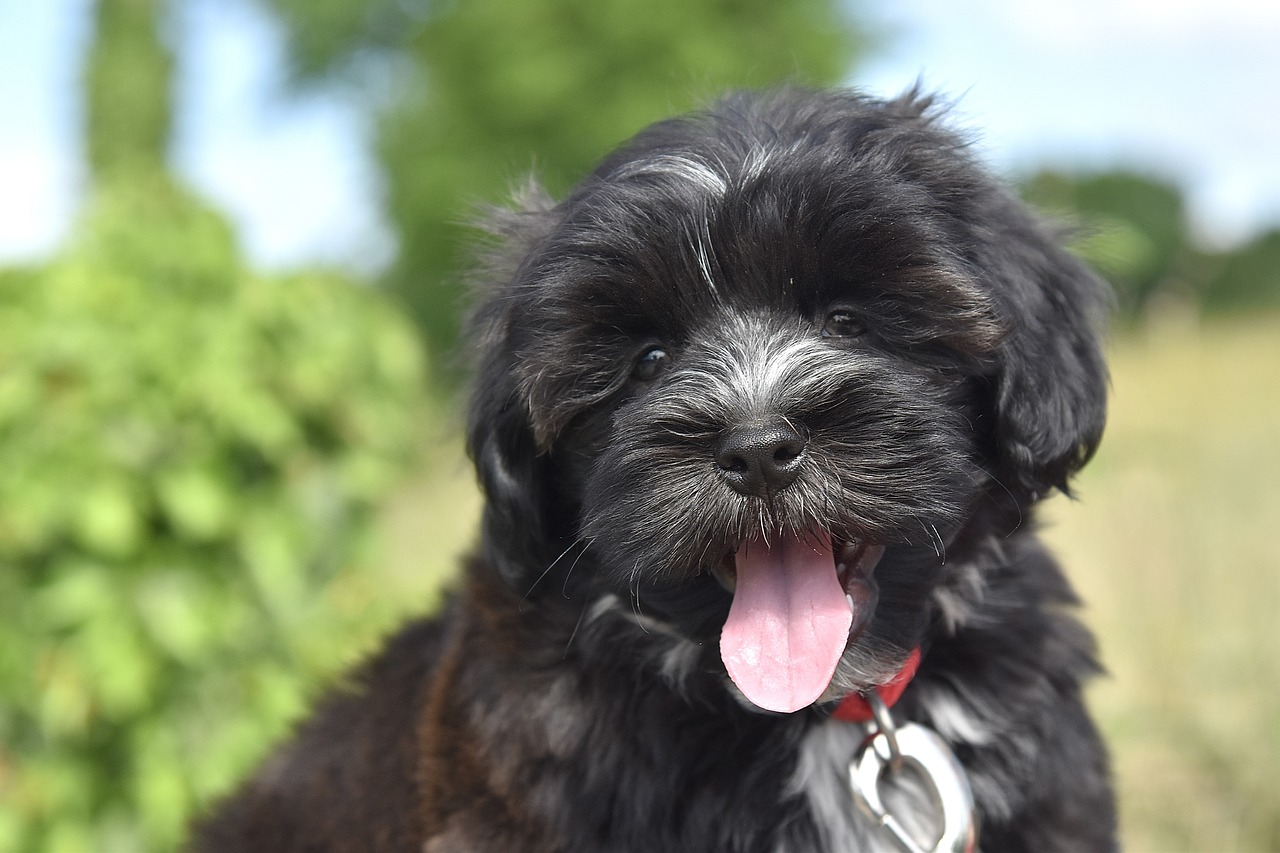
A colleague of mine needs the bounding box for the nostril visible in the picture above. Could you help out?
[772,439,804,464]
[718,451,750,474]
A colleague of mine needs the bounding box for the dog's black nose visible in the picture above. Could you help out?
[714,419,807,498]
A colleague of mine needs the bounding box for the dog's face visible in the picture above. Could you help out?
[467,89,1107,714]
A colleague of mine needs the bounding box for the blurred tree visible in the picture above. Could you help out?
[259,0,870,379]
[1022,170,1195,319]
[1023,170,1280,318]
[1200,229,1280,313]
[86,0,172,183]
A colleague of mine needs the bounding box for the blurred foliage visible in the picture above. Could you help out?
[258,0,869,378]
[254,0,417,82]
[1022,169,1280,319]
[1022,171,1188,317]
[0,0,428,848]
[0,177,427,851]
[1199,228,1280,312]
[86,0,171,182]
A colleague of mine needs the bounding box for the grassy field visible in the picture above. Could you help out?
[376,315,1280,851]
[1042,314,1280,851]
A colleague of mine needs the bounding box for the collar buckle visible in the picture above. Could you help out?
[848,692,977,853]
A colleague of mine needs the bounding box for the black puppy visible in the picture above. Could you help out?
[193,88,1117,852]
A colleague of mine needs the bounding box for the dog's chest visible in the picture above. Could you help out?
[501,608,946,852]
[779,716,955,853]
[486,679,913,853]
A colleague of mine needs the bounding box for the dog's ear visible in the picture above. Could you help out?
[464,183,562,587]
[984,211,1110,502]
[867,89,1109,502]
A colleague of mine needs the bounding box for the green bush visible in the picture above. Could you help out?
[0,178,426,851]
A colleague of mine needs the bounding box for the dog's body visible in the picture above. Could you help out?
[193,88,1117,852]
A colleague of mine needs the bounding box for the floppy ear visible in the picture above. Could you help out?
[862,87,1107,501]
[467,364,555,588]
[464,184,562,588]
[985,211,1110,502]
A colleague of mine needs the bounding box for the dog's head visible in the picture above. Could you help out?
[466,88,1107,713]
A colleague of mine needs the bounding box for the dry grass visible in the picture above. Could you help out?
[376,315,1280,850]
[1043,314,1280,851]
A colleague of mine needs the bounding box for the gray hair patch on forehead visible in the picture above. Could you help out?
[610,154,730,198]
[608,153,729,295]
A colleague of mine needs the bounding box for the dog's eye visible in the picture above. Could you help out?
[821,309,864,339]
[632,346,671,381]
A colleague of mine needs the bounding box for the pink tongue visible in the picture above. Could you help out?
[719,532,852,713]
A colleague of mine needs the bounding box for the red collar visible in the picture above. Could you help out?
[831,648,922,723]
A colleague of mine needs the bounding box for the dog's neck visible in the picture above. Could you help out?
[831,647,921,723]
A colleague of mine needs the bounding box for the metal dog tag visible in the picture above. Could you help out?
[848,699,976,853]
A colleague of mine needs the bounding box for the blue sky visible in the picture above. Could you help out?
[2,0,1277,271]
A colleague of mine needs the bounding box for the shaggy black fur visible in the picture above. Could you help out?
[191,88,1117,852]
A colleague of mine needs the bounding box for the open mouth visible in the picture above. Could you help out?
[712,537,884,600]
[714,532,885,714]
